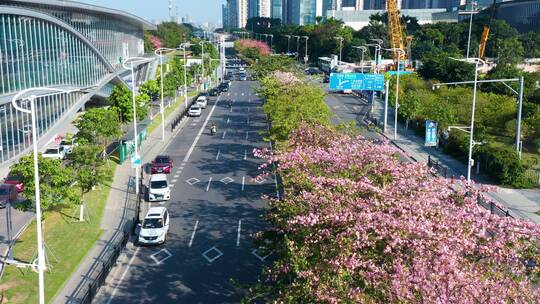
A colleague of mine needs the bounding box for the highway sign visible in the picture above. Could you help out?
[425,120,438,147]
[131,154,142,168]
[329,73,385,91]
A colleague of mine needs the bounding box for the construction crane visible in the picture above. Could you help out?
[387,0,411,69]
[478,0,498,59]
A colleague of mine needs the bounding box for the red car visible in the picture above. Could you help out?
[4,173,24,193]
[0,184,18,208]
[150,155,173,174]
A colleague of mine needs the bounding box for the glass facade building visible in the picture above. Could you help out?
[0,0,155,166]
[494,0,540,33]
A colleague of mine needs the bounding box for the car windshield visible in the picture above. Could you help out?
[190,106,200,111]
[155,157,169,164]
[142,218,163,229]
[6,174,19,181]
[151,180,168,189]
[44,148,58,154]
[0,188,9,195]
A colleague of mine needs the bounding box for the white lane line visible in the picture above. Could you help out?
[244,149,247,160]
[189,220,199,248]
[230,107,232,113]
[236,219,242,247]
[343,104,351,112]
[174,174,180,178]
[227,117,230,124]
[245,131,249,140]
[206,177,213,192]
[247,117,250,124]
[215,149,221,160]
[242,176,245,191]
[183,95,222,162]
[106,246,141,304]
[171,179,178,183]
[221,131,227,139]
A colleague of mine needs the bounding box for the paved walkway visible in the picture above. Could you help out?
[370,96,540,224]
[53,95,196,304]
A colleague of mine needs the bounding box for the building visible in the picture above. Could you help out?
[228,0,249,28]
[283,0,324,25]
[249,0,272,18]
[222,4,229,28]
[271,0,283,19]
[492,0,540,32]
[0,0,156,168]
[327,8,458,29]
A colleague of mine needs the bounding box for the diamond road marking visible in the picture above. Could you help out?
[255,178,267,184]
[251,248,273,262]
[333,105,340,109]
[220,177,234,184]
[186,177,200,185]
[202,246,223,263]
[174,174,180,178]
[353,106,361,111]
[150,248,173,265]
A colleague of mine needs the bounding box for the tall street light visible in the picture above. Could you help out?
[352,46,368,73]
[123,56,150,195]
[11,87,82,304]
[293,35,301,60]
[179,43,193,110]
[269,34,274,53]
[302,36,309,64]
[283,35,291,54]
[199,40,206,91]
[460,1,478,59]
[383,47,405,140]
[335,36,344,63]
[368,38,383,73]
[448,57,485,183]
[155,47,180,140]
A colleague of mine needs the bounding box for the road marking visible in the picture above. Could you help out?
[245,131,249,140]
[206,177,212,191]
[183,94,222,163]
[149,248,173,265]
[241,92,244,96]
[220,177,234,184]
[333,105,340,109]
[244,149,247,160]
[353,105,361,111]
[106,246,141,304]
[189,220,199,248]
[171,179,178,183]
[230,107,232,113]
[251,248,273,262]
[222,131,227,139]
[236,220,242,247]
[226,117,230,124]
[343,104,350,111]
[186,177,200,185]
[242,176,245,191]
[215,149,221,160]
[173,174,179,178]
[202,246,223,263]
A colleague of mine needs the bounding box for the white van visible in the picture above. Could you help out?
[196,95,208,108]
[138,207,170,245]
[148,174,171,202]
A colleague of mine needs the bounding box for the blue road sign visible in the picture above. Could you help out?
[425,120,438,147]
[329,73,385,91]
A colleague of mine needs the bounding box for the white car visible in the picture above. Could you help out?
[148,174,171,202]
[42,146,66,160]
[195,96,208,108]
[188,105,202,117]
[60,139,78,154]
[137,207,170,245]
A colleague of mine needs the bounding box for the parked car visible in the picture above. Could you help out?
[209,87,219,96]
[305,67,322,75]
[42,146,66,160]
[323,74,330,83]
[151,155,173,174]
[219,83,229,92]
[0,184,17,208]
[3,173,24,192]
[148,174,171,202]
[195,96,208,108]
[239,73,247,81]
[137,207,170,245]
[60,138,78,154]
[188,105,202,117]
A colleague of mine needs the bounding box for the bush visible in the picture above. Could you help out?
[480,144,533,188]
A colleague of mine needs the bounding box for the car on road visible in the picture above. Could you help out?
[137,207,170,245]
[188,105,202,117]
[219,83,229,92]
[305,67,322,75]
[60,138,78,154]
[239,73,247,81]
[209,87,219,96]
[148,174,171,202]
[151,155,173,174]
[42,146,66,160]
[195,96,208,108]
[3,173,24,192]
[0,184,17,208]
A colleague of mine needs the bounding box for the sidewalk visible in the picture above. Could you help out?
[53,95,195,304]
[371,97,540,224]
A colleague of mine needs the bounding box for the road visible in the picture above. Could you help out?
[0,203,34,261]
[95,80,275,303]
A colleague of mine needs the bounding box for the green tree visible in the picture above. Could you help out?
[497,37,524,66]
[11,155,80,211]
[139,79,160,100]
[156,22,191,48]
[519,31,540,58]
[108,84,132,124]
[75,108,121,155]
[68,144,107,195]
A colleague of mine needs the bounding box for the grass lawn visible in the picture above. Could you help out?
[0,160,117,303]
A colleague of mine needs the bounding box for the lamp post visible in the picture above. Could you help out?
[302,36,309,64]
[335,36,344,64]
[283,35,291,54]
[199,40,206,91]
[122,56,150,195]
[367,38,383,73]
[155,47,181,140]
[460,1,478,59]
[179,43,192,110]
[269,34,274,53]
[352,46,368,73]
[383,47,405,140]
[11,87,82,304]
[293,35,301,60]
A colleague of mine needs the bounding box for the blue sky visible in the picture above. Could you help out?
[80,0,226,26]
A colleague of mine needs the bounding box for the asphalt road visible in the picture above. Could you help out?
[95,80,276,303]
[0,203,34,260]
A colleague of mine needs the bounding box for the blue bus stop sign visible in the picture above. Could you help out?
[329,73,385,91]
[425,120,438,147]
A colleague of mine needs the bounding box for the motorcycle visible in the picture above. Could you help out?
[210,125,217,135]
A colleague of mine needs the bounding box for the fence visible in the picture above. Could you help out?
[170,97,196,132]
[427,155,449,178]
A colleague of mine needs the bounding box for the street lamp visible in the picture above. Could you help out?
[367,39,383,73]
[293,35,301,60]
[302,36,309,64]
[448,57,485,183]
[283,35,291,54]
[11,87,82,304]
[352,46,368,73]
[459,1,478,59]
[335,36,344,64]
[269,34,274,52]
[154,47,181,140]
[122,56,150,195]
[199,40,207,91]
[179,43,193,110]
[382,47,405,140]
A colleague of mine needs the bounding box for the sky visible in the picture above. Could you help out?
[79,0,226,26]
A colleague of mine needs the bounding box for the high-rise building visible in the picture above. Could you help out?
[222,4,229,28]
[228,0,248,28]
[271,0,283,19]
[285,0,324,25]
[249,0,272,18]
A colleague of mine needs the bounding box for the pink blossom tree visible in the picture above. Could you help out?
[251,123,540,303]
